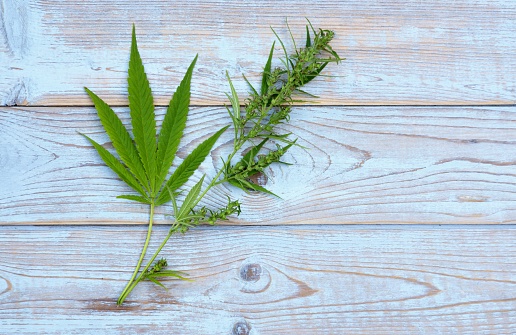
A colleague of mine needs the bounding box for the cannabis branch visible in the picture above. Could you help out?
[81,22,340,305]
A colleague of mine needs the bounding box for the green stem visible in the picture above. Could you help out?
[199,113,274,197]
[117,228,174,305]
[202,153,235,195]
[117,134,244,306]
[117,108,274,305]
[117,202,155,305]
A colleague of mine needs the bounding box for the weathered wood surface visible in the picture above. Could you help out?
[0,225,515,334]
[1,106,514,225]
[2,0,516,333]
[1,0,515,106]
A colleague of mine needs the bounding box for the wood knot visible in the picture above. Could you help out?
[240,263,262,282]
[239,258,271,293]
[232,321,251,335]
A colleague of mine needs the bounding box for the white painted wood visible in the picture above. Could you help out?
[1,0,515,106]
[0,225,514,334]
[0,0,31,105]
[1,2,515,334]
[1,106,514,225]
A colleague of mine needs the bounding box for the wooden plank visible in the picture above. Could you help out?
[1,0,515,106]
[1,106,515,225]
[0,225,514,334]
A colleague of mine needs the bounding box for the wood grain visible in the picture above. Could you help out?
[1,106,514,225]
[1,0,515,106]
[2,2,515,333]
[0,225,514,334]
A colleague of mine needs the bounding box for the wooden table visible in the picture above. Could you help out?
[1,1,515,334]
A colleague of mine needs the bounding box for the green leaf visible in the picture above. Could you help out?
[225,72,241,141]
[244,180,280,198]
[306,18,317,35]
[156,125,229,205]
[286,19,298,55]
[84,88,149,190]
[147,270,191,281]
[288,58,296,70]
[271,27,291,74]
[305,25,311,48]
[128,25,157,193]
[147,277,167,290]
[305,18,317,43]
[177,175,205,220]
[156,55,198,190]
[261,41,275,95]
[241,138,268,165]
[81,133,147,197]
[168,187,180,217]
[324,45,342,62]
[117,194,151,204]
[251,141,295,176]
[229,178,279,198]
[295,88,319,98]
[302,62,328,86]
[225,72,240,121]
[242,74,258,96]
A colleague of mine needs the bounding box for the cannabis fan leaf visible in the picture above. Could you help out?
[83,26,224,206]
[82,25,227,305]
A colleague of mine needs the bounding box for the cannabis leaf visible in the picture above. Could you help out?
[155,125,229,206]
[84,27,225,206]
[82,25,227,305]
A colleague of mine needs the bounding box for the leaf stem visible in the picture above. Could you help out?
[192,131,253,207]
[117,228,174,305]
[117,202,155,305]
